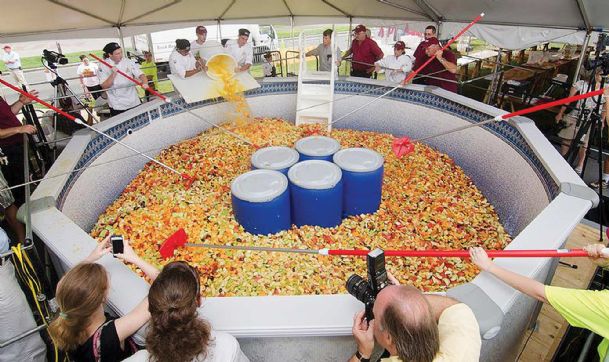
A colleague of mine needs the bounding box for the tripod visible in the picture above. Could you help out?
[565,72,606,240]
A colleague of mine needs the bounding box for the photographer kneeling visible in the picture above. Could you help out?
[349,273,481,362]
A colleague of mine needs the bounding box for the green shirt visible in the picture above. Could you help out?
[545,286,609,361]
[140,60,158,87]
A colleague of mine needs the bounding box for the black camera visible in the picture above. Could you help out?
[42,49,68,66]
[585,33,609,75]
[346,248,390,321]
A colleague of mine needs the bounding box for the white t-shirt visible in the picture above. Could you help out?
[190,40,224,62]
[98,57,144,111]
[76,62,100,87]
[123,331,250,362]
[225,40,254,67]
[2,51,21,69]
[169,50,198,79]
[569,79,606,115]
[375,54,413,84]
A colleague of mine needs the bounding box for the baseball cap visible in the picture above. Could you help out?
[3,45,11,50]
[239,28,251,37]
[353,25,367,34]
[196,25,207,34]
[175,39,190,51]
[394,41,406,50]
[102,42,121,55]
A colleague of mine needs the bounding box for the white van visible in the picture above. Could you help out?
[138,24,279,63]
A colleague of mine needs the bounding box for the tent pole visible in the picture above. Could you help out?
[217,19,222,41]
[290,15,295,52]
[146,33,155,58]
[117,27,125,50]
[347,16,353,76]
[571,31,592,85]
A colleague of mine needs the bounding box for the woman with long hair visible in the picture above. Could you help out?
[48,236,159,361]
[124,261,249,362]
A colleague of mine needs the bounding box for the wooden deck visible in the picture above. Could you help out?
[517,223,601,361]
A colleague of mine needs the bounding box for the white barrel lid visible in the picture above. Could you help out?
[288,160,342,190]
[333,148,384,172]
[251,146,300,171]
[231,169,288,203]
[294,136,341,157]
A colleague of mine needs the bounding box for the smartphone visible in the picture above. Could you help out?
[110,235,124,256]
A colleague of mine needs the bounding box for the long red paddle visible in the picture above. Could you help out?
[0,78,188,180]
[182,242,608,258]
[393,86,608,158]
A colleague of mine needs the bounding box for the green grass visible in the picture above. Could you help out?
[0,49,131,71]
[274,25,351,39]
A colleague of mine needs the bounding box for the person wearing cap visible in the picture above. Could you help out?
[169,39,205,80]
[342,25,384,78]
[412,25,439,74]
[2,45,27,87]
[190,25,223,64]
[225,28,254,73]
[140,51,159,101]
[262,52,276,77]
[98,42,149,116]
[305,29,342,72]
[374,41,413,84]
[77,55,102,100]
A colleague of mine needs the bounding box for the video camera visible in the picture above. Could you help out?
[585,33,609,75]
[42,49,68,66]
[346,248,390,321]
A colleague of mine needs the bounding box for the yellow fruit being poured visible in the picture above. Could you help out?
[207,54,251,126]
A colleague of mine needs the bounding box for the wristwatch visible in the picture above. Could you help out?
[355,350,371,362]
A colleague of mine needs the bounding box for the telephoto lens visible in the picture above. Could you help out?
[346,274,373,304]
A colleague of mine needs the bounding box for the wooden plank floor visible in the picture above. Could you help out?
[517,223,601,361]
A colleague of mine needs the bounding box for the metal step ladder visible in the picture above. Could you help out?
[295,31,337,132]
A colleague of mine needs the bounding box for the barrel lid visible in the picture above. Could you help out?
[251,146,300,170]
[294,136,341,157]
[288,160,342,190]
[333,148,384,172]
[231,169,288,203]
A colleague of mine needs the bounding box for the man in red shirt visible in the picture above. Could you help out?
[406,25,458,93]
[0,92,38,243]
[342,25,384,78]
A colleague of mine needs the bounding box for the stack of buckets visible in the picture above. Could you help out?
[231,136,385,235]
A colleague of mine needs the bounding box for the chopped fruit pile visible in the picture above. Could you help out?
[90,119,510,296]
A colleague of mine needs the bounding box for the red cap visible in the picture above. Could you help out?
[353,25,367,34]
[3,45,11,49]
[394,41,406,50]
[196,25,207,34]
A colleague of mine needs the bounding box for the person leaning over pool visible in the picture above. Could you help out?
[48,236,159,362]
[470,244,609,361]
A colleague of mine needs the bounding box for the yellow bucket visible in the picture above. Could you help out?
[206,53,238,81]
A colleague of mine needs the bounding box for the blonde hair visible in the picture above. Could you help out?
[48,263,109,351]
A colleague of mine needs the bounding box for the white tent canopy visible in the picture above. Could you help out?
[1,0,607,49]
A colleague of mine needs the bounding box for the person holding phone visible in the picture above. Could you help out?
[470,244,609,361]
[48,236,159,362]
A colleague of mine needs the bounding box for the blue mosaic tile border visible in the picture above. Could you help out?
[57,81,559,208]
[57,112,151,210]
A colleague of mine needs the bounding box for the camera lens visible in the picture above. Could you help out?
[346,274,372,303]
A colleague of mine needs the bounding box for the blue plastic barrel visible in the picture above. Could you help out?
[288,160,343,228]
[250,146,300,175]
[333,148,384,217]
[294,136,341,162]
[231,169,291,235]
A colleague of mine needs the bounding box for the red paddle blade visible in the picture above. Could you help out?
[392,137,415,158]
[181,173,195,189]
[159,228,188,259]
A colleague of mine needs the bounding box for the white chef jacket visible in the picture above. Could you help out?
[169,49,198,79]
[98,57,144,111]
[375,54,413,84]
[225,40,254,67]
[190,39,224,61]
